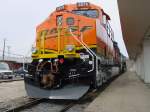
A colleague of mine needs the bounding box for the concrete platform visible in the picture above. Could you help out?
[85,71,150,112]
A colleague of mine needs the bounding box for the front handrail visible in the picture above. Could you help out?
[69,28,96,72]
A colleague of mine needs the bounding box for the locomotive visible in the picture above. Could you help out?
[24,2,126,99]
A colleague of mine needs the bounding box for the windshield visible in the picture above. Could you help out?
[0,62,10,70]
[72,10,99,18]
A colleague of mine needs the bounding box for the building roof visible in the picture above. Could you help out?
[118,0,150,59]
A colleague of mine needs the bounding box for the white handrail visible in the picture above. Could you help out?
[80,33,98,57]
[80,33,99,73]
[69,29,95,72]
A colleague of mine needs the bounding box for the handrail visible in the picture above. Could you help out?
[80,33,99,72]
[69,28,95,72]
[80,33,98,57]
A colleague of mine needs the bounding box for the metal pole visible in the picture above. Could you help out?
[2,38,6,60]
[7,46,10,57]
[23,56,25,70]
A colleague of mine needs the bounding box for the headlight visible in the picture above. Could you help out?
[66,45,75,52]
[66,17,74,25]
[39,59,43,62]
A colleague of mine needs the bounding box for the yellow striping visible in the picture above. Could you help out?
[32,45,97,59]
[32,53,80,59]
[43,49,58,53]
[36,45,96,53]
[76,45,96,50]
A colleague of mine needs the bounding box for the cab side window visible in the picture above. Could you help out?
[102,14,107,25]
[102,13,114,40]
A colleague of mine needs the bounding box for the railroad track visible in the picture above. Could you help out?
[4,98,44,112]
[59,93,93,112]
[3,98,76,112]
[60,102,77,112]
[59,89,100,112]
[3,74,120,112]
[0,79,23,83]
[2,91,94,112]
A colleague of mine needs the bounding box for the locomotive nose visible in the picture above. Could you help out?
[56,13,80,53]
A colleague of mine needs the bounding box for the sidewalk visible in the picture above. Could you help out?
[85,71,150,112]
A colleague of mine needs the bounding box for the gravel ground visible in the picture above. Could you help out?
[0,81,26,102]
[21,100,90,112]
[21,102,66,112]
[67,103,90,112]
[0,80,27,111]
[0,96,31,112]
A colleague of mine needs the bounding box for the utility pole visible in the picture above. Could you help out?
[22,56,25,70]
[7,46,11,57]
[2,38,6,60]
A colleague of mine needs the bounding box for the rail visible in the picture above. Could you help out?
[5,99,44,112]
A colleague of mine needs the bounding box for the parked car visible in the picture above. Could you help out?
[14,67,28,77]
[0,62,14,79]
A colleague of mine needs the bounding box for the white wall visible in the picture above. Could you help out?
[135,39,150,83]
[143,40,150,83]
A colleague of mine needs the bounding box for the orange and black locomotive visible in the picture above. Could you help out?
[24,2,126,99]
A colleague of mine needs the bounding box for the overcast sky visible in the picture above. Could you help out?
[0,0,128,57]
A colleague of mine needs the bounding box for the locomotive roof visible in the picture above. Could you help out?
[36,2,110,31]
[54,3,102,12]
